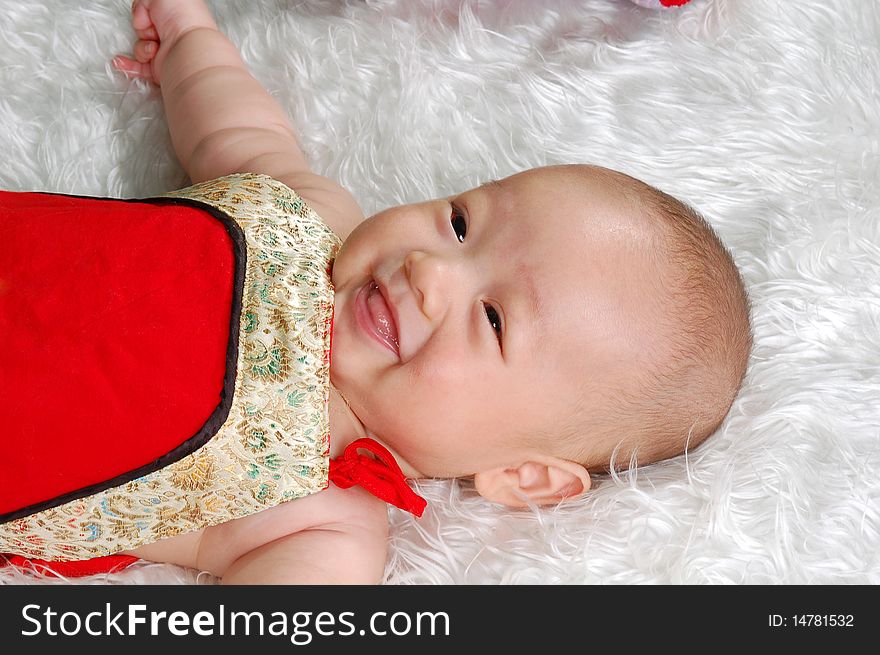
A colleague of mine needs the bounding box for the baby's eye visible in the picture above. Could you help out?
[484,303,503,345]
[450,204,467,243]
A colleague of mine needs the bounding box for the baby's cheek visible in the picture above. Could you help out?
[402,348,467,391]
[328,245,355,289]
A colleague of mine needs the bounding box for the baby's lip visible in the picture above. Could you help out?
[355,277,400,357]
[376,280,400,343]
[373,279,401,353]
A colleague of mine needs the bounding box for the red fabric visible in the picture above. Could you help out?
[329,438,427,517]
[0,191,234,515]
[2,554,139,578]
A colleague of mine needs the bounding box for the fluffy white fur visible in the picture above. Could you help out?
[1,0,878,585]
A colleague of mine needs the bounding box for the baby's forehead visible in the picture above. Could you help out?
[481,169,670,360]
[481,165,654,233]
[483,168,659,261]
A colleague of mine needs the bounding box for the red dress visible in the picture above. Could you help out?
[0,175,424,577]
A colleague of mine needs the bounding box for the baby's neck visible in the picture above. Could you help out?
[327,383,368,458]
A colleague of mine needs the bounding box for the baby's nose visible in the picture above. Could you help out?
[404,251,451,321]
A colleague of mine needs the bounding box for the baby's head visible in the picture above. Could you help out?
[330,164,752,506]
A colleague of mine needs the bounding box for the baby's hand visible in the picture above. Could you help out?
[112,0,217,85]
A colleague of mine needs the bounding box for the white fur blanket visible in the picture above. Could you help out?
[1,0,878,585]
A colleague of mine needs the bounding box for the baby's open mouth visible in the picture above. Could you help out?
[356,280,400,356]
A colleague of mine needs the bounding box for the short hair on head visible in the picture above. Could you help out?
[567,169,753,472]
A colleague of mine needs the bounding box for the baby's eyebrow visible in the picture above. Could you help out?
[473,179,546,335]
[517,263,545,330]
[472,180,548,358]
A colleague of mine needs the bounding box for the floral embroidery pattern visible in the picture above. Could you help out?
[0,174,341,561]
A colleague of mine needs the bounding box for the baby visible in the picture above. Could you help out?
[1,0,750,584]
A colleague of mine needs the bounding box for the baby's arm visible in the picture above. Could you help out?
[114,0,364,239]
[125,480,389,584]
[221,517,386,585]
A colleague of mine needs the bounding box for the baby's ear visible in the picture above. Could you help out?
[473,457,591,508]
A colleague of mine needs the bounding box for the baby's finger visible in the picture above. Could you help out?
[112,55,153,82]
[135,25,159,42]
[133,39,158,64]
[131,2,153,32]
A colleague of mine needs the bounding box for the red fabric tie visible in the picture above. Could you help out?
[329,438,427,517]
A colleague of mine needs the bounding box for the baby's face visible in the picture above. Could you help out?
[329,165,667,478]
